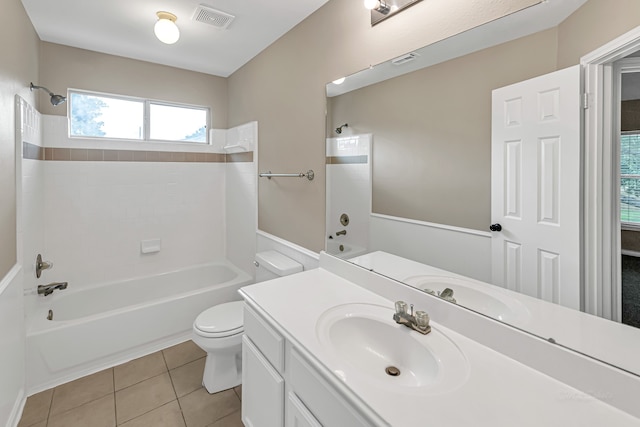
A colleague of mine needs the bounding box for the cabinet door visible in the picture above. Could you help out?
[286,392,321,427]
[242,336,285,427]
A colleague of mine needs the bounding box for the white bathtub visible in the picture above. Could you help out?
[25,261,252,393]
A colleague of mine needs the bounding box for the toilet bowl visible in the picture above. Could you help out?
[193,251,303,394]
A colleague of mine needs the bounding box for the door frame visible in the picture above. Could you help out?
[582,25,640,320]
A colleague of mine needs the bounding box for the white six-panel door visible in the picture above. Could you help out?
[491,65,581,310]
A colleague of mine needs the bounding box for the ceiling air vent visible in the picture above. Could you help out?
[391,52,419,65]
[192,5,235,30]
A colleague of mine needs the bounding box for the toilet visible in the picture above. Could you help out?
[192,250,303,394]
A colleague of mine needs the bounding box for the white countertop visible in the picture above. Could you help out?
[240,267,640,426]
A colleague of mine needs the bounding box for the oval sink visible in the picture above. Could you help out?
[316,303,469,395]
[403,275,530,323]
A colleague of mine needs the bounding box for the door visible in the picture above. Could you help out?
[491,65,581,310]
[241,336,284,427]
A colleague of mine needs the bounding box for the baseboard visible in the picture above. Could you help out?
[5,388,26,427]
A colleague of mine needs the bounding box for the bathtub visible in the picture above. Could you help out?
[25,261,252,393]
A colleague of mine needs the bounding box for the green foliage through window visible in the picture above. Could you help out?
[621,133,640,224]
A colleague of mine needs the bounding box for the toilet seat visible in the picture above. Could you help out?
[194,301,244,338]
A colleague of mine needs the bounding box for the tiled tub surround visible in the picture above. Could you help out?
[18,341,243,427]
[19,109,259,395]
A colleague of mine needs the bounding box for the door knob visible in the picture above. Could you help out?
[489,223,502,232]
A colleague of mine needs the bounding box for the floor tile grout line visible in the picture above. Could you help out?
[114,368,171,393]
[163,352,189,427]
[112,368,117,427]
[46,389,115,422]
[45,387,57,426]
[116,399,180,427]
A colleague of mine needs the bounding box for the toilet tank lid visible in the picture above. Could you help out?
[255,250,303,276]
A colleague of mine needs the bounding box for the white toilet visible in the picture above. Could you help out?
[192,250,303,394]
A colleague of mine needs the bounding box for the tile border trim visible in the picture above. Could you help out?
[22,142,253,163]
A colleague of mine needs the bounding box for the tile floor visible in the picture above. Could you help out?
[18,340,243,427]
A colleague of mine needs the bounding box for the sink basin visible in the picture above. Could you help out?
[403,275,530,323]
[316,303,469,395]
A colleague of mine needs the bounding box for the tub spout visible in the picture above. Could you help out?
[38,282,68,297]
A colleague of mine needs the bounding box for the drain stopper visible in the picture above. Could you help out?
[385,366,401,376]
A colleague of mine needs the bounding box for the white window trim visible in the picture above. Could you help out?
[68,88,211,144]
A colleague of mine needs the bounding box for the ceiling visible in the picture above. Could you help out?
[21,0,330,77]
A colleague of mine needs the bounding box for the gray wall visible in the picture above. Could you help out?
[38,42,228,128]
[227,0,540,251]
[228,0,640,247]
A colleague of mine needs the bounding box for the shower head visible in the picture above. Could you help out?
[30,82,67,106]
[335,123,348,134]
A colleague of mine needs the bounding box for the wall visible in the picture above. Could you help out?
[0,0,40,424]
[38,42,228,127]
[224,122,258,277]
[228,0,540,252]
[557,0,640,69]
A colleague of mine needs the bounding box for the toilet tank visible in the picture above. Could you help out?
[255,250,303,283]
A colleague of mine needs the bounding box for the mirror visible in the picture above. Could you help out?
[325,1,640,376]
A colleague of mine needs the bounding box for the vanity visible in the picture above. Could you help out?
[239,253,640,426]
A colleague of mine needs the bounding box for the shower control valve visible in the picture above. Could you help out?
[35,254,53,278]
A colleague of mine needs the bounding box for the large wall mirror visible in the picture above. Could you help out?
[325,0,640,377]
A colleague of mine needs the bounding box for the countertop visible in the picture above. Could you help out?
[240,267,640,426]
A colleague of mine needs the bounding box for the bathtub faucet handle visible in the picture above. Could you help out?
[35,254,53,278]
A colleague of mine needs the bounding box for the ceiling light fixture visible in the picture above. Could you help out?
[332,77,346,85]
[154,11,180,44]
[363,0,390,15]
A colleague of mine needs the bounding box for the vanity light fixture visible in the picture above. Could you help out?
[364,0,391,14]
[154,11,180,44]
[332,77,346,85]
[366,0,423,26]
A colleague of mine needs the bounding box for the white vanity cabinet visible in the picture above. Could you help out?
[242,303,381,427]
[241,305,285,427]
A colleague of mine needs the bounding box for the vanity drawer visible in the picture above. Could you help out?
[244,304,285,372]
[289,348,373,427]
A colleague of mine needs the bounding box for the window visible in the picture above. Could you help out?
[69,90,209,143]
[620,132,640,225]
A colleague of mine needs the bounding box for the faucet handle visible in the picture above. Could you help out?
[415,311,430,329]
[394,301,408,315]
[36,254,53,278]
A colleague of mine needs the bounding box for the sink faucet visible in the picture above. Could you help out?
[438,288,456,303]
[37,282,68,296]
[392,301,431,335]
[335,230,347,236]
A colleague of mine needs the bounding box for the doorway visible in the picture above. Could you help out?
[617,60,640,328]
[583,26,640,325]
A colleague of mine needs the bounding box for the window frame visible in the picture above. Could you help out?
[620,130,640,230]
[68,89,211,144]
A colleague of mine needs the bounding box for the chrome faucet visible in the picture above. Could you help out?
[335,230,347,236]
[392,301,431,335]
[37,282,68,296]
